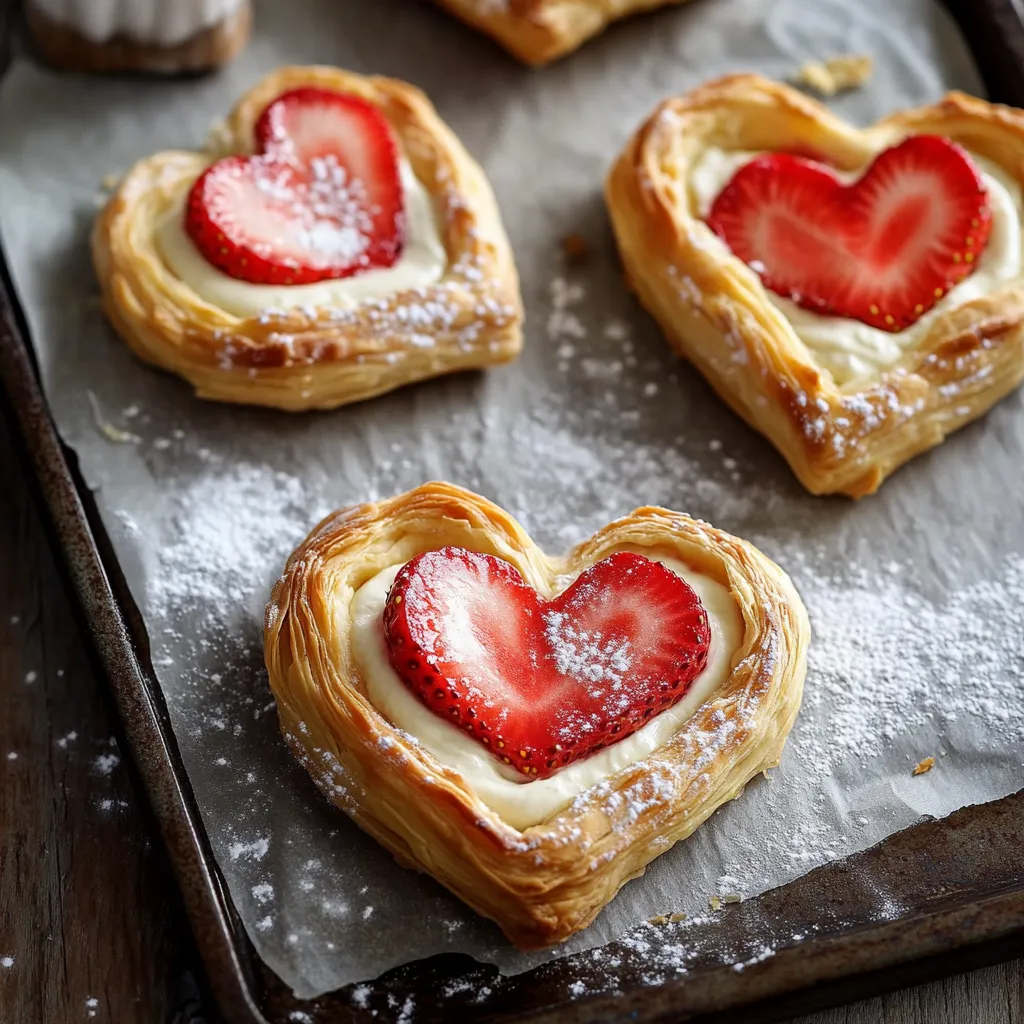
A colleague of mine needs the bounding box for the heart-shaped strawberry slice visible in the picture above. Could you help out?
[382,547,711,779]
[706,135,993,332]
[186,88,404,285]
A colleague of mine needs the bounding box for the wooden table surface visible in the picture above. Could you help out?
[0,411,1021,1024]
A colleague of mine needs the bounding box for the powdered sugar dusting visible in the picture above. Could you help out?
[211,153,375,270]
[542,610,633,687]
[147,462,319,619]
[795,554,1024,767]
[229,838,270,862]
[92,751,120,775]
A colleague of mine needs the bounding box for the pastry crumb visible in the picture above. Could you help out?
[912,756,935,776]
[648,914,668,926]
[561,233,589,264]
[709,895,723,912]
[793,54,873,96]
[101,173,120,191]
[87,391,139,445]
[723,893,743,905]
[669,911,687,923]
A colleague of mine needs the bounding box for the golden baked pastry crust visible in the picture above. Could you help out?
[92,66,523,411]
[606,74,1024,497]
[432,0,693,65]
[264,481,809,947]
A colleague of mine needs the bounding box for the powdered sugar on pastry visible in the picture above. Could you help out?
[156,160,447,317]
[689,147,1024,385]
[347,550,743,830]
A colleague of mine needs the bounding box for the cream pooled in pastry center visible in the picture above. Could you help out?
[689,147,1024,386]
[156,159,448,318]
[347,549,743,830]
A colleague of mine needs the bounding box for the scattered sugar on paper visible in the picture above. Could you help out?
[228,838,269,862]
[794,556,1024,768]
[148,463,314,617]
[252,883,274,904]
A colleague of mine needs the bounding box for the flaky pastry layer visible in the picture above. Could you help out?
[606,75,1024,496]
[432,0,692,65]
[264,481,809,947]
[92,66,523,411]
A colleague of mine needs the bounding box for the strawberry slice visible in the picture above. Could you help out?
[185,88,404,285]
[706,135,992,332]
[382,548,711,779]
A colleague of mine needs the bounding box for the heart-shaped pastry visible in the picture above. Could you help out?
[432,0,696,65]
[606,75,1024,496]
[93,66,523,411]
[264,482,809,947]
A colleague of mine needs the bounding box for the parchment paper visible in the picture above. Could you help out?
[2,0,1023,1004]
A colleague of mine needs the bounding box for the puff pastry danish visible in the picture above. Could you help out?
[432,0,693,65]
[93,66,522,411]
[606,75,1024,496]
[264,482,809,947]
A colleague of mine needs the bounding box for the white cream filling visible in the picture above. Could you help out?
[156,160,447,318]
[33,0,244,45]
[689,147,1024,386]
[347,550,744,831]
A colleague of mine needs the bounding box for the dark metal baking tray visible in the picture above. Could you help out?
[1,0,1023,1020]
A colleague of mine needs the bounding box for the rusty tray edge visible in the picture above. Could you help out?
[0,256,270,1023]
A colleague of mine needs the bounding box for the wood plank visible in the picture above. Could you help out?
[0,412,204,1024]
[788,952,1022,1022]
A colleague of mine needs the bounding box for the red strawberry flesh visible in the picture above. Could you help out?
[706,135,992,332]
[185,88,404,286]
[382,547,711,779]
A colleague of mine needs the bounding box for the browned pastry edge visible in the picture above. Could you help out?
[264,482,809,947]
[26,1,252,73]
[432,0,693,65]
[605,74,1024,497]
